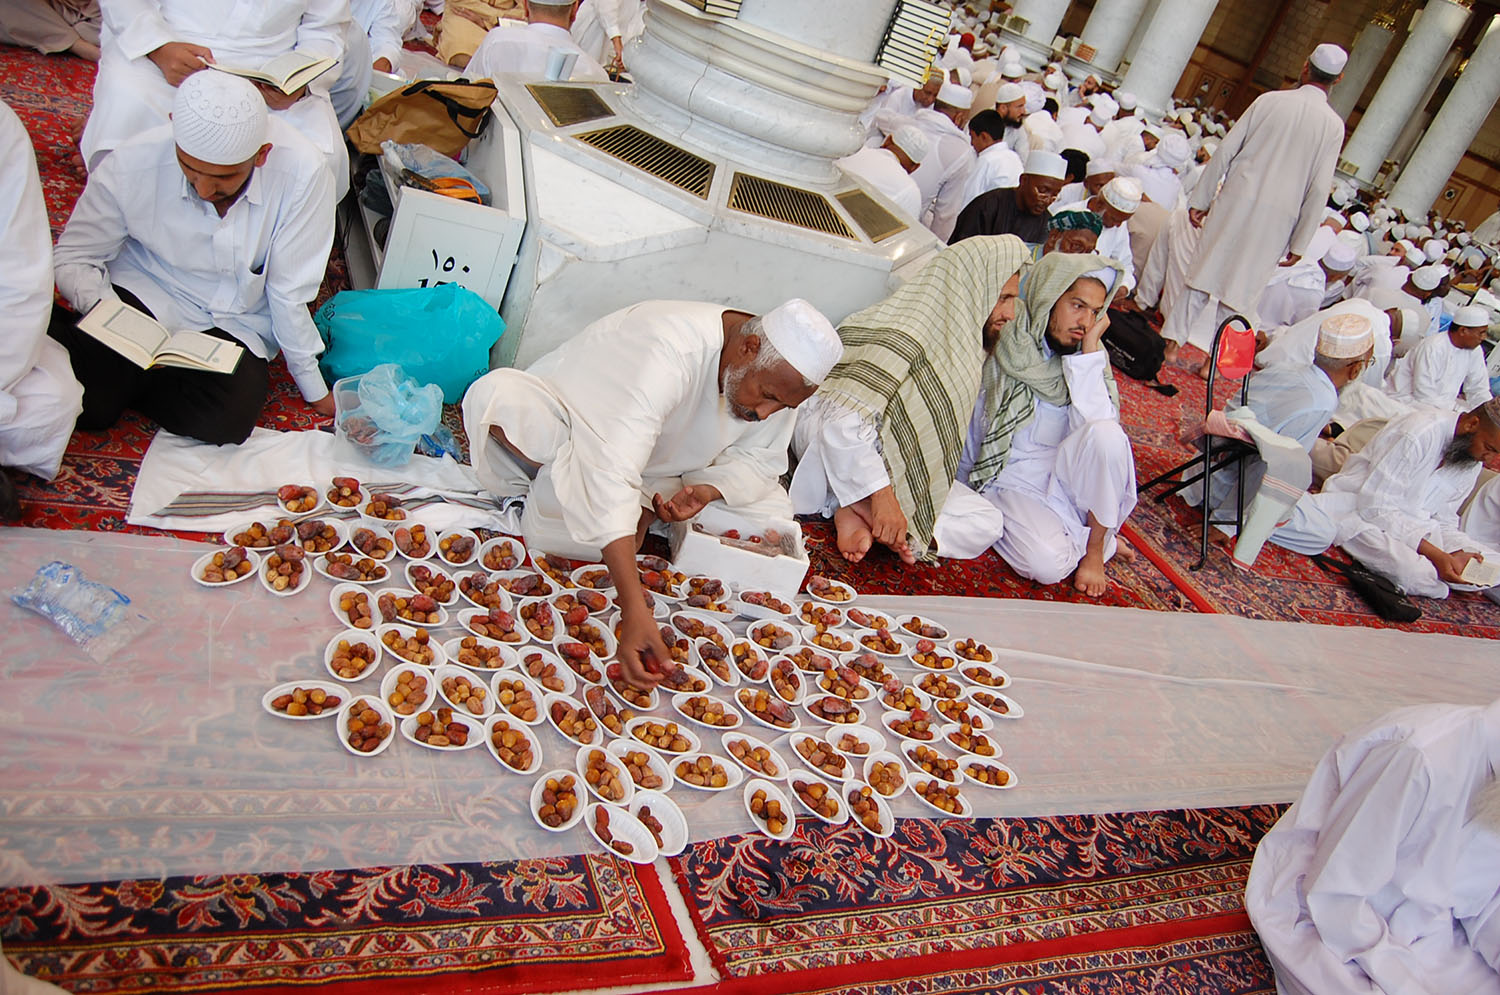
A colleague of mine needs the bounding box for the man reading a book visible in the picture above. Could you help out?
[50,70,337,446]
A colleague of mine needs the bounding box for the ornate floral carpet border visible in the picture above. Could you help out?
[667,804,1284,992]
[1,857,691,994]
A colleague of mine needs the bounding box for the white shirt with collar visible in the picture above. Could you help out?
[959,140,1023,213]
[467,20,609,82]
[53,119,336,402]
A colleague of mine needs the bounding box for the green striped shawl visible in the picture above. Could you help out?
[817,235,1030,560]
[969,253,1125,488]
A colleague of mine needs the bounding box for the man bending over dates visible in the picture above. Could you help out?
[463,299,842,689]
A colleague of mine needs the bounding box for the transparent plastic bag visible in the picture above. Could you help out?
[12,561,152,662]
[380,139,491,204]
[333,364,443,468]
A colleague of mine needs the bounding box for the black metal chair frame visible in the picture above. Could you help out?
[1137,313,1257,571]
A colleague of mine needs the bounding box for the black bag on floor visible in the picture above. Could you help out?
[1104,308,1177,396]
[1313,554,1423,623]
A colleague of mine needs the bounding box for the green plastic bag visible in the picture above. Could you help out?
[314,284,504,404]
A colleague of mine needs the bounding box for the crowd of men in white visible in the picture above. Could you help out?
[6,4,1500,992]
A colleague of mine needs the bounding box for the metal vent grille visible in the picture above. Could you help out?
[526,84,613,127]
[836,189,908,243]
[877,0,949,87]
[727,173,855,239]
[574,125,715,198]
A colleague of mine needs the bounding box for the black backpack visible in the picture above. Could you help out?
[1102,307,1177,396]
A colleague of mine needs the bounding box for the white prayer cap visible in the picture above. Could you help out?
[1043,71,1066,92]
[1174,108,1194,124]
[1102,176,1142,214]
[1089,93,1118,115]
[1021,81,1046,113]
[1002,61,1024,79]
[1024,149,1068,180]
[995,82,1025,104]
[1322,240,1358,272]
[1316,313,1373,359]
[1116,91,1138,111]
[1184,120,1203,139]
[1155,131,1191,170]
[1349,211,1370,232]
[1322,206,1344,225]
[1088,105,1112,129]
[1057,105,1088,127]
[1081,267,1118,292]
[1446,247,1461,262]
[1453,304,1492,329]
[1423,239,1447,262]
[1201,137,1220,157]
[1143,123,1163,139]
[760,299,841,385]
[171,69,268,166]
[1086,157,1118,177]
[1419,225,1434,238]
[1403,247,1426,268]
[1309,43,1348,75]
[1459,232,1473,246]
[890,125,930,164]
[953,65,973,87]
[1412,264,1446,291]
[937,81,973,109]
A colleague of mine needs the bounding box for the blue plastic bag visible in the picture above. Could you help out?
[333,365,443,467]
[314,284,504,404]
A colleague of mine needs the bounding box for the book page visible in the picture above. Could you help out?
[77,300,169,368]
[1460,556,1500,588]
[154,332,243,374]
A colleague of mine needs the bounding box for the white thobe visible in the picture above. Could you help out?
[1462,475,1500,605]
[461,301,797,558]
[1387,333,1493,412]
[53,120,336,402]
[330,0,418,127]
[83,0,351,197]
[958,142,1023,213]
[0,101,82,480]
[908,108,975,242]
[964,350,1137,583]
[466,20,609,82]
[1256,260,1326,329]
[1271,408,1493,599]
[571,0,644,66]
[836,147,921,218]
[1256,299,1394,388]
[1246,701,1500,995]
[1183,85,1344,315]
[1130,161,1183,211]
[1136,206,1198,318]
[1051,198,1136,293]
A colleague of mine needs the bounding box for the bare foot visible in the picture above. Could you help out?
[1196,358,1212,381]
[867,487,913,563]
[1072,552,1109,597]
[833,505,873,563]
[1161,339,1180,365]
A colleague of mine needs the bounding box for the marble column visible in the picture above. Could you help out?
[1116,0,1220,119]
[1120,0,1163,70]
[1390,15,1500,217]
[736,0,895,63]
[1339,0,1470,183]
[1078,0,1152,74]
[1389,48,1459,166]
[1328,15,1398,119]
[1010,0,1074,47]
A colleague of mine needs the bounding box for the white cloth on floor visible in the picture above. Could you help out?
[1270,407,1492,599]
[1387,332,1493,412]
[959,140,1024,212]
[1257,299,1394,388]
[968,350,1136,583]
[1246,700,1500,995]
[466,20,608,82]
[126,427,493,533]
[461,300,797,556]
[83,0,351,197]
[836,147,921,218]
[0,99,82,480]
[788,394,888,517]
[53,119,336,403]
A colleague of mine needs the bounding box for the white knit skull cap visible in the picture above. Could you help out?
[172,70,268,166]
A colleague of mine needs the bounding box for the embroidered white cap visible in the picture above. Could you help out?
[1116,91,1138,111]
[759,299,841,386]
[1411,264,1447,291]
[1102,177,1142,214]
[1086,157,1118,177]
[1316,313,1373,359]
[172,69,268,166]
[890,125,930,164]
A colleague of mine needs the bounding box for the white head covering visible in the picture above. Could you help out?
[1043,71,1066,92]
[1403,247,1426,268]
[1086,157,1118,177]
[1349,211,1370,232]
[1423,239,1448,262]
[1419,225,1434,239]
[1001,61,1024,79]
[760,299,841,385]
[1102,177,1142,214]
[1155,131,1191,170]
[1200,137,1220,157]
[1316,313,1373,359]
[1024,149,1068,180]
[994,82,1025,104]
[1321,240,1358,272]
[1411,264,1445,291]
[890,125,930,164]
[1452,304,1492,329]
[1310,44,1348,75]
[1459,232,1473,246]
[1023,110,1063,151]
[937,81,973,109]
[1116,91,1137,111]
[1020,81,1046,114]
[172,69,268,166]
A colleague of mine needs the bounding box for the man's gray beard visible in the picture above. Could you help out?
[721,362,751,420]
[1442,431,1478,469]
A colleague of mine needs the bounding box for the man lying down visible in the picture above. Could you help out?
[462,299,841,688]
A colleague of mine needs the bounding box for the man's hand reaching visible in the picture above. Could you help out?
[147,41,213,86]
[652,484,721,523]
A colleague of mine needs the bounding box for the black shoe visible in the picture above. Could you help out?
[0,468,20,522]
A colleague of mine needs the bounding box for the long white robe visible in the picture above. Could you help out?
[1462,475,1500,605]
[836,147,921,218]
[571,0,643,66]
[82,0,351,197]
[1270,407,1493,599]
[1184,85,1344,315]
[908,108,975,242]
[1246,700,1500,995]
[1136,206,1198,319]
[1387,332,1493,411]
[461,301,797,558]
[0,101,83,481]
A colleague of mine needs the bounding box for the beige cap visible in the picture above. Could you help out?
[1316,313,1373,359]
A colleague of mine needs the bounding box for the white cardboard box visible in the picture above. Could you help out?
[667,506,808,596]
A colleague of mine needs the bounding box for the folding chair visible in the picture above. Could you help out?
[1137,313,1258,570]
